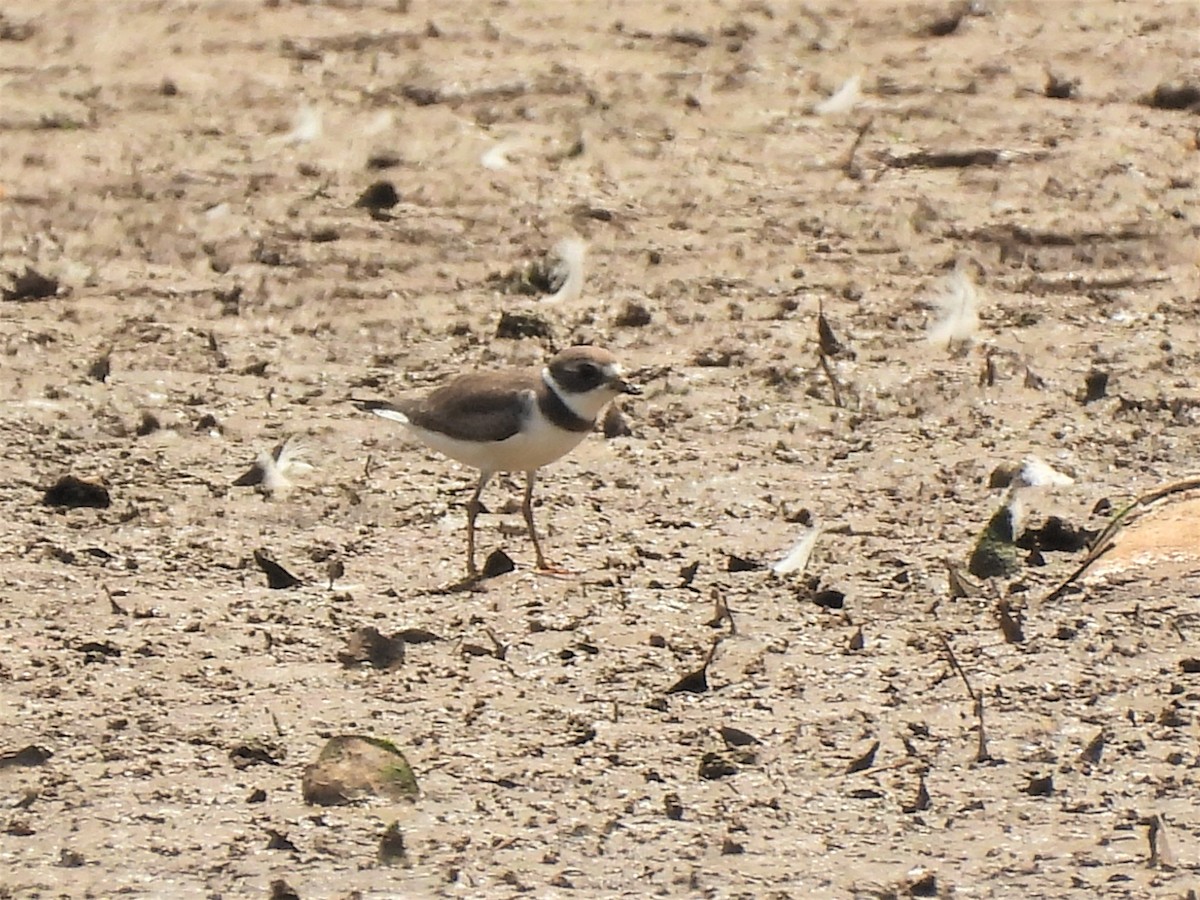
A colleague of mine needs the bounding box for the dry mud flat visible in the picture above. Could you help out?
[2,0,1200,897]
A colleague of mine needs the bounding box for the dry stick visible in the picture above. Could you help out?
[818,353,844,408]
[939,634,990,762]
[103,584,127,616]
[712,589,737,635]
[842,116,874,179]
[704,634,723,670]
[847,757,919,778]
[1043,476,1200,603]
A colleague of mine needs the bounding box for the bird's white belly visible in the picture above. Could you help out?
[406,411,593,473]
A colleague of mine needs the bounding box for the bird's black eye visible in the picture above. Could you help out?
[576,362,600,382]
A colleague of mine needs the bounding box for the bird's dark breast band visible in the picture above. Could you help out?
[538,386,593,433]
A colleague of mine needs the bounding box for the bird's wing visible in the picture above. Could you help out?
[406,373,535,442]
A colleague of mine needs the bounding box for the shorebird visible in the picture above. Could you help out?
[356,345,638,577]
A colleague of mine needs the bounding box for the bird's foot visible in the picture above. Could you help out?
[534,561,579,578]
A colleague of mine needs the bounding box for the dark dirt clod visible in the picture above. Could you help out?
[1044,72,1078,100]
[667,667,708,695]
[718,726,760,748]
[1024,774,1054,797]
[0,746,53,769]
[721,837,745,855]
[4,267,60,302]
[42,475,111,509]
[253,550,302,589]
[338,626,405,670]
[924,5,966,37]
[669,29,709,47]
[602,403,632,438]
[265,830,297,852]
[698,751,738,780]
[233,460,266,487]
[908,872,939,897]
[848,625,865,650]
[614,299,652,327]
[903,776,932,814]
[1145,81,1200,111]
[0,13,37,41]
[136,412,161,436]
[354,180,400,211]
[1081,369,1109,404]
[1080,730,1105,765]
[663,792,684,820]
[401,84,441,106]
[365,152,402,170]
[481,548,516,578]
[1017,516,1094,553]
[269,879,301,900]
[495,310,553,339]
[996,599,1025,644]
[845,739,880,774]
[812,588,846,609]
[725,554,762,573]
[817,308,846,357]
[88,353,111,383]
[394,628,441,644]
[229,742,284,769]
[378,822,407,864]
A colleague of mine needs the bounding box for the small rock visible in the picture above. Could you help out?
[698,751,738,780]
[302,735,419,806]
[378,822,408,865]
[969,498,1022,578]
[43,476,111,509]
[602,404,632,438]
[338,627,405,670]
[663,792,684,820]
[614,299,652,327]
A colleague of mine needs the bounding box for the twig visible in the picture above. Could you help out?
[842,116,874,179]
[818,353,844,408]
[939,634,990,762]
[938,634,976,701]
[715,590,736,635]
[1043,476,1200,602]
[103,584,127,616]
[881,148,1050,169]
[703,634,722,669]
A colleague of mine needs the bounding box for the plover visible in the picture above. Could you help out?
[355,345,639,577]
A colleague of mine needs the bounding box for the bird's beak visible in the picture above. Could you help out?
[616,377,641,396]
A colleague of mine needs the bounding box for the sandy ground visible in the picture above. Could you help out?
[2,0,1200,897]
